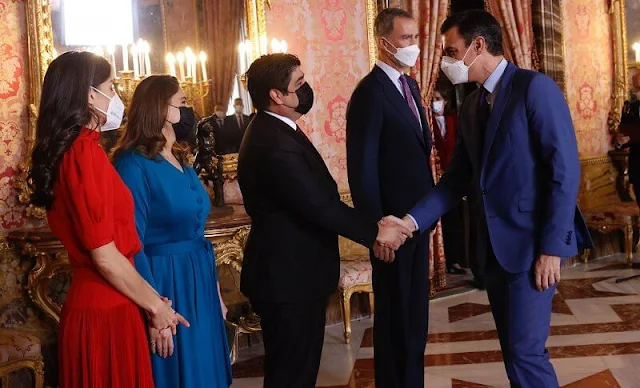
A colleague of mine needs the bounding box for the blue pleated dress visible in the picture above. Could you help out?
[115,150,232,388]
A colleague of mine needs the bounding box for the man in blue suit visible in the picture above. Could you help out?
[388,10,592,387]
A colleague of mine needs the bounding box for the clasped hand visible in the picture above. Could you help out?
[148,297,190,358]
[373,215,416,263]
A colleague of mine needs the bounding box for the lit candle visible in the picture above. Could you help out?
[143,40,151,75]
[185,47,193,79]
[177,51,186,81]
[260,34,268,55]
[137,39,145,76]
[131,45,139,79]
[199,51,207,81]
[166,53,177,77]
[238,42,247,73]
[281,40,288,53]
[634,42,640,63]
[107,45,116,76]
[189,52,197,83]
[271,38,280,53]
[122,44,129,71]
[244,39,253,66]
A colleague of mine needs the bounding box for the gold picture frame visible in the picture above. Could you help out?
[609,0,629,133]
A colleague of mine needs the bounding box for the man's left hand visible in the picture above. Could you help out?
[534,254,561,291]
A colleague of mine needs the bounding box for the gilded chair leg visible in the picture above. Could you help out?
[368,292,375,316]
[625,224,634,266]
[34,359,45,388]
[341,289,352,344]
[1,375,9,388]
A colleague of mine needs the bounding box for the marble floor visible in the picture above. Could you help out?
[231,254,640,387]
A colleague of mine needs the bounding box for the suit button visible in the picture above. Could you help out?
[482,190,487,195]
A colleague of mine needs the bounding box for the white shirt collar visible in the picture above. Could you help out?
[482,58,508,94]
[376,60,404,84]
[264,110,297,131]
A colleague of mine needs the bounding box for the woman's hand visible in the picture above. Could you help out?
[149,327,174,358]
[149,297,190,333]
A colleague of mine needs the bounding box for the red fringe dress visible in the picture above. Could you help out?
[48,128,154,387]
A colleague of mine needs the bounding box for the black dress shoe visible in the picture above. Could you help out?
[447,266,467,275]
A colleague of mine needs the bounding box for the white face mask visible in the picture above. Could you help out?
[440,44,479,85]
[215,111,225,118]
[234,105,244,114]
[91,86,124,131]
[432,100,445,114]
[383,38,420,68]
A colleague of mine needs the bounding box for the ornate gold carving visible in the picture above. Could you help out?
[339,283,373,344]
[15,0,55,220]
[366,0,378,69]
[608,0,629,133]
[213,226,250,272]
[26,250,71,323]
[0,358,45,388]
[221,153,239,181]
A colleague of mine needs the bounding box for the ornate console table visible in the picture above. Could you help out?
[7,207,253,363]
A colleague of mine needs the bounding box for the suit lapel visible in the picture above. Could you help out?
[373,68,426,148]
[481,63,516,170]
[263,114,336,186]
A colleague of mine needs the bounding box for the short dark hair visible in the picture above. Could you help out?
[234,98,243,104]
[374,7,413,37]
[440,10,504,56]
[246,53,301,111]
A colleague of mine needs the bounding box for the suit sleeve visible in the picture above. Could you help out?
[346,85,384,222]
[114,157,157,290]
[408,125,473,233]
[261,149,378,248]
[526,74,581,257]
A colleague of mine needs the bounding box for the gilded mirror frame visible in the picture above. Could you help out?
[17,0,272,220]
[609,0,629,133]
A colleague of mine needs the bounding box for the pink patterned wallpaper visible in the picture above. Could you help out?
[266,0,373,190]
[563,0,614,157]
[0,0,28,235]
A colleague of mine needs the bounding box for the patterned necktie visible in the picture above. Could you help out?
[399,75,421,122]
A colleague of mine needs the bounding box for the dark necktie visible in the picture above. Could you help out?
[477,87,491,166]
[237,114,243,129]
[399,75,421,122]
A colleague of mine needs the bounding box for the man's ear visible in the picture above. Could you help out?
[269,89,284,105]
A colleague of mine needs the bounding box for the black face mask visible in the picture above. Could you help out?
[290,82,314,115]
[172,106,196,141]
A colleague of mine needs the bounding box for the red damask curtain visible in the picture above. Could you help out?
[202,0,244,109]
[407,0,450,295]
[485,0,538,70]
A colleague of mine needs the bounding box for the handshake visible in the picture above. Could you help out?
[374,215,417,262]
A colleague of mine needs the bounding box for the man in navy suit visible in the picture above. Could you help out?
[346,8,434,388]
[389,10,592,387]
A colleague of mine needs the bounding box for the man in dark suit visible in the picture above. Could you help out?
[615,70,640,206]
[346,8,434,388]
[217,98,250,153]
[394,11,592,387]
[238,53,411,388]
[432,87,467,275]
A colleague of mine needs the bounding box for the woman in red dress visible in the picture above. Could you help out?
[28,51,189,387]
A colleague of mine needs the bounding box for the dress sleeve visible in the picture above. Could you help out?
[61,139,115,250]
[114,156,157,290]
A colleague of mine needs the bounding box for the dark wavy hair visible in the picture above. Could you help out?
[111,75,188,164]
[29,51,112,209]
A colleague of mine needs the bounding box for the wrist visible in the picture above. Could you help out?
[402,215,417,232]
[148,297,164,316]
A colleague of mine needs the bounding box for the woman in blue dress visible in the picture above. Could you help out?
[112,75,232,387]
